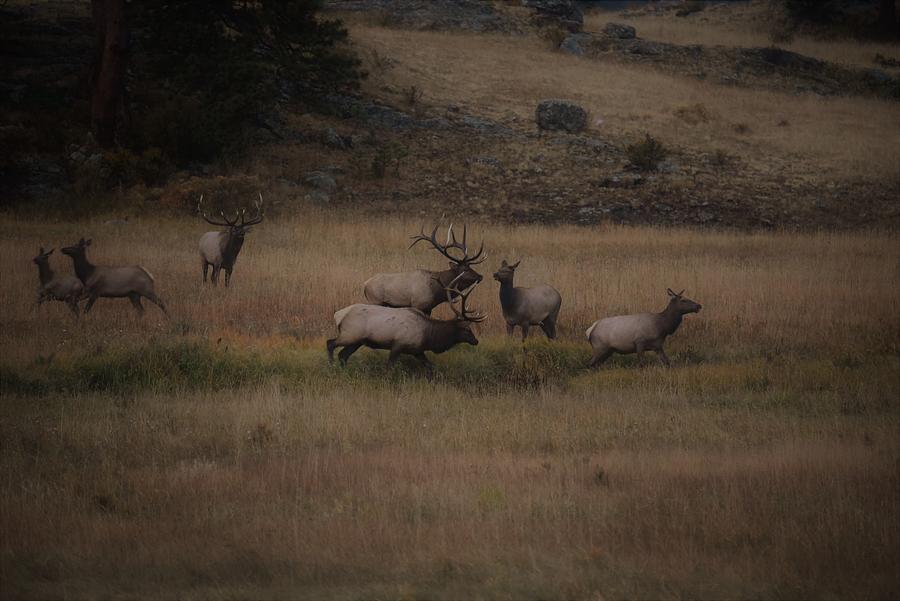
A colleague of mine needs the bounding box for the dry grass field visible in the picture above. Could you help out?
[2,214,899,598]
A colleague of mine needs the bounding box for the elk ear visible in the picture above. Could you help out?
[39,246,44,254]
[84,238,92,246]
[667,288,676,297]
[500,259,508,266]
[510,260,520,269]
[47,248,54,255]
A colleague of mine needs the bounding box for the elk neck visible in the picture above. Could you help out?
[35,259,54,285]
[222,230,244,266]
[70,251,96,283]
[657,298,684,336]
[424,319,461,353]
[498,276,516,312]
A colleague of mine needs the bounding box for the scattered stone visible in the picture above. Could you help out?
[322,127,352,150]
[559,33,593,56]
[535,99,587,133]
[602,23,636,39]
[303,171,337,193]
[523,0,583,32]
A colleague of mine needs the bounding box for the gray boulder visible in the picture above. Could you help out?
[523,0,583,32]
[535,100,587,133]
[603,22,636,39]
[559,33,593,56]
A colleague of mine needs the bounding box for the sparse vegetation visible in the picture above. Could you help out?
[626,134,669,171]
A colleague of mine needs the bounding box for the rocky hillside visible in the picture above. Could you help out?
[1,0,898,230]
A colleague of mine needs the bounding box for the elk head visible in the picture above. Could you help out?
[409,223,487,289]
[61,238,92,258]
[197,193,265,242]
[33,246,54,265]
[492,259,521,283]
[666,288,702,314]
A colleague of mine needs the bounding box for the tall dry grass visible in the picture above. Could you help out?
[347,24,900,183]
[1,214,898,367]
[2,215,899,597]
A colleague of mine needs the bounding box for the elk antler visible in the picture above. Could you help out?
[409,223,486,265]
[197,194,239,227]
[240,193,265,226]
[445,275,486,322]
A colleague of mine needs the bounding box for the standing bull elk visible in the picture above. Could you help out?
[363,224,486,315]
[197,194,264,287]
[493,259,562,341]
[61,238,167,315]
[32,247,84,317]
[328,278,486,374]
[586,288,701,368]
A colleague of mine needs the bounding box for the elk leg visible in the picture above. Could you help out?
[66,299,80,318]
[83,295,98,314]
[635,341,647,366]
[211,266,220,286]
[414,353,434,379]
[386,347,403,367]
[588,348,612,369]
[506,323,515,337]
[521,324,530,342]
[656,348,672,368]
[144,292,168,316]
[338,343,362,366]
[202,261,209,283]
[224,268,232,287]
[128,293,145,315]
[540,319,557,340]
[326,339,338,364]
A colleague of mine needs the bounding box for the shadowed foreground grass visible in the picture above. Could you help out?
[1,338,898,599]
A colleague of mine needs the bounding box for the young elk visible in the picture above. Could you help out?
[586,288,702,368]
[61,238,167,315]
[328,278,486,375]
[32,247,84,317]
[493,259,562,341]
[197,194,264,287]
[363,224,486,315]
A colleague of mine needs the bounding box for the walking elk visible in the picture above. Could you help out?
[32,247,84,317]
[61,238,167,315]
[586,288,702,368]
[328,277,485,374]
[197,194,264,287]
[363,224,486,315]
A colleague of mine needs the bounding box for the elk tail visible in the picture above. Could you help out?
[585,320,600,340]
[138,266,155,282]
[334,305,355,327]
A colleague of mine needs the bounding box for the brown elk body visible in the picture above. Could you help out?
[328,279,485,374]
[197,194,264,287]
[586,288,701,368]
[32,247,84,317]
[363,224,485,315]
[493,259,562,341]
[61,238,167,315]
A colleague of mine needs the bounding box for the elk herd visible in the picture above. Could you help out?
[30,196,702,373]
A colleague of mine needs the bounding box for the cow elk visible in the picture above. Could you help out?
[363,224,486,315]
[32,247,84,317]
[493,259,562,341]
[328,277,486,375]
[197,194,264,287]
[61,238,167,315]
[586,288,702,368]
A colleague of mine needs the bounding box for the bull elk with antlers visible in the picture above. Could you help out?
[197,194,265,287]
[328,277,486,375]
[363,224,486,315]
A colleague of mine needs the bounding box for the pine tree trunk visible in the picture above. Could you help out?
[90,0,126,147]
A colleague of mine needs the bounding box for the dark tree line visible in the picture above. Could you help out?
[88,0,361,165]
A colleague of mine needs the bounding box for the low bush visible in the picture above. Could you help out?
[626,134,668,171]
